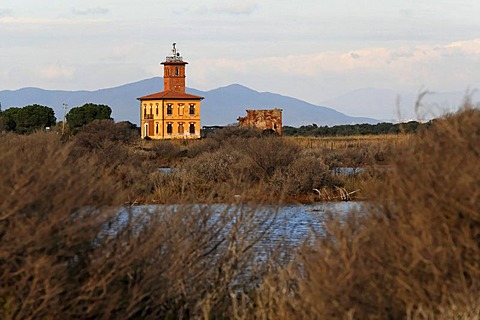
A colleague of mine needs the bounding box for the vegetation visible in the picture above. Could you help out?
[250,106,480,319]
[284,120,423,136]
[66,103,113,131]
[0,105,479,319]
[0,104,56,134]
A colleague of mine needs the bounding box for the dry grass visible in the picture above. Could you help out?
[148,134,345,204]
[288,133,410,150]
[1,107,478,319]
[246,106,480,319]
[0,130,282,319]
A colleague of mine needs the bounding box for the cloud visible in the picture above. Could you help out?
[350,52,360,59]
[38,64,75,80]
[108,43,143,61]
[191,38,480,102]
[0,16,106,25]
[211,1,258,15]
[0,8,13,17]
[72,7,109,16]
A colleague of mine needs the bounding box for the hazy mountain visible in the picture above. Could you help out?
[0,77,378,127]
[321,87,477,122]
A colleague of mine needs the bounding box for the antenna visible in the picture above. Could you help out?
[172,43,177,56]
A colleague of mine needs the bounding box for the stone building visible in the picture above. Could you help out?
[137,44,203,139]
[238,108,283,135]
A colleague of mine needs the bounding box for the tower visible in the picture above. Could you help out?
[162,43,187,93]
[137,43,203,140]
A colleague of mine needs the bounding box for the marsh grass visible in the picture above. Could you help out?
[1,106,478,319]
[0,131,285,319]
[246,106,480,319]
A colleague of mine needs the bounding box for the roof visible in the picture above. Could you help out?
[137,90,204,101]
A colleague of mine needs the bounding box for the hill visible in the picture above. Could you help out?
[0,78,378,127]
[321,87,478,121]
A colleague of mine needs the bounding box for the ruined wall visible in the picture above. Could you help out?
[237,108,282,135]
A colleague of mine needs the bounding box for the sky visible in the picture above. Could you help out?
[1,0,480,119]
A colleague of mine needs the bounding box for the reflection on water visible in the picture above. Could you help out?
[275,202,362,241]
[331,167,365,175]
[113,202,362,246]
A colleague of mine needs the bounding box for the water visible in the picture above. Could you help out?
[331,167,365,175]
[112,201,362,246]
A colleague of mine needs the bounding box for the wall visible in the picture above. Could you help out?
[238,108,283,135]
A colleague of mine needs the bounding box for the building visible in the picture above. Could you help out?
[137,43,203,139]
[238,108,283,135]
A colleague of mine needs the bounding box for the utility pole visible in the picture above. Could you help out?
[62,103,68,135]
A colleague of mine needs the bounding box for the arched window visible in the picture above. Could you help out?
[144,123,148,137]
[189,123,195,134]
[167,104,173,115]
[167,123,173,134]
[189,104,195,115]
[175,67,179,76]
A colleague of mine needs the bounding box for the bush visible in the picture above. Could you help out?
[0,131,280,319]
[248,106,480,319]
[71,119,154,200]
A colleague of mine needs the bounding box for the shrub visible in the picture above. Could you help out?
[0,131,280,319]
[250,106,480,319]
[240,137,301,180]
[271,155,337,195]
[71,119,154,200]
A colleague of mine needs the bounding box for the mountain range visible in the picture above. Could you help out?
[321,87,478,122]
[1,77,474,127]
[0,77,378,127]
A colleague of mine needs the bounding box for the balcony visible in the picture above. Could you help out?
[144,114,154,120]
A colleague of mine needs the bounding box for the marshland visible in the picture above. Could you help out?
[1,105,479,319]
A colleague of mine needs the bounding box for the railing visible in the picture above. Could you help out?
[144,114,154,119]
[165,56,183,62]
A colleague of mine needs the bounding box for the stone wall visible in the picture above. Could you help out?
[237,108,282,135]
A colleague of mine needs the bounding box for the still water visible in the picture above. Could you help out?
[115,202,363,246]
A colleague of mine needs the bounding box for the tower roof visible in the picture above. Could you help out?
[137,90,203,101]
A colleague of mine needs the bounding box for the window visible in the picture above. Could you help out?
[156,103,159,115]
[189,104,195,115]
[155,123,159,135]
[178,123,184,134]
[175,67,179,76]
[178,103,184,116]
[167,123,173,134]
[189,123,195,134]
[143,104,147,117]
[149,104,153,115]
[167,104,173,115]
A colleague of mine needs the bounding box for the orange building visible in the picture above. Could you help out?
[138,43,203,139]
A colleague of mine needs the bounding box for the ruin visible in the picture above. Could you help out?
[237,108,283,135]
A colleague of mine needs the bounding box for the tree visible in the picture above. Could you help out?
[66,103,112,130]
[0,105,56,134]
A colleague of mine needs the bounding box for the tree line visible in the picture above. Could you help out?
[0,103,113,134]
[283,121,425,136]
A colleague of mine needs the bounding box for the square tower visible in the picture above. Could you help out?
[137,43,203,139]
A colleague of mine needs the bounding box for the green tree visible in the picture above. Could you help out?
[1,107,19,132]
[66,103,112,130]
[0,105,55,134]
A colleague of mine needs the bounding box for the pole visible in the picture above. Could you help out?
[62,103,68,135]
